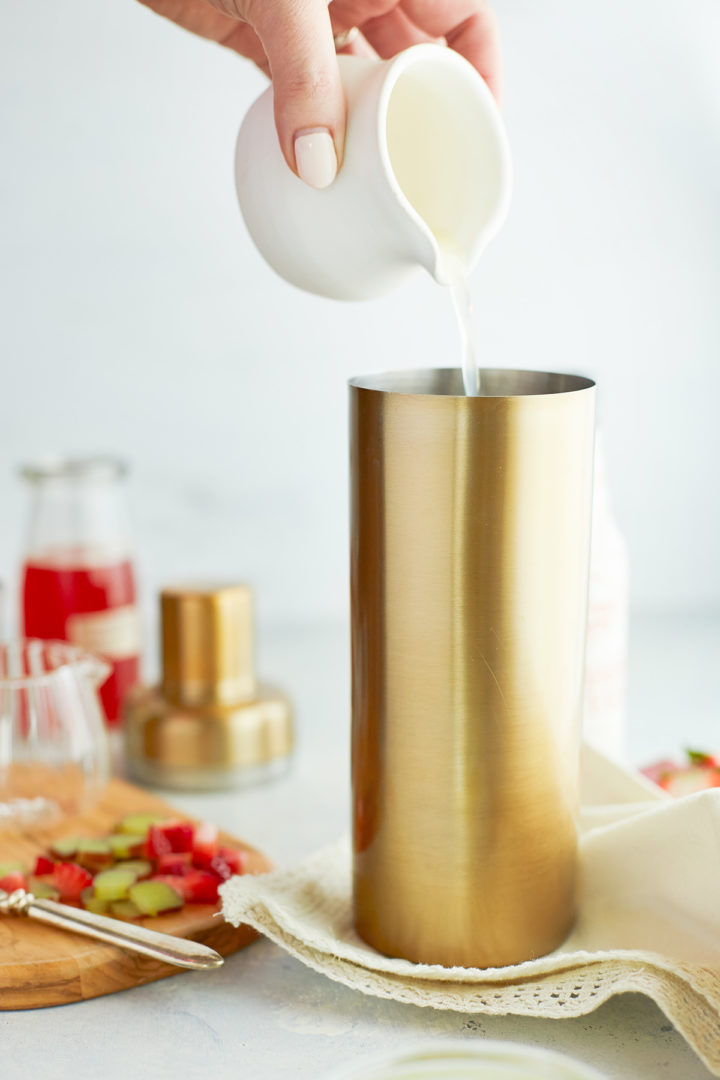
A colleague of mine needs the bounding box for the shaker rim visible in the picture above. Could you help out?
[349,368,596,398]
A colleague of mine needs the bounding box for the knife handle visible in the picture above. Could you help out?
[0,888,224,970]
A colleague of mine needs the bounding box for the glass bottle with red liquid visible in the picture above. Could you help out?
[20,458,141,725]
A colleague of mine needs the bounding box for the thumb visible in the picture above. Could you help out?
[248,0,345,188]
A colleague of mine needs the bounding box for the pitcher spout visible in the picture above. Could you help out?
[379,44,512,284]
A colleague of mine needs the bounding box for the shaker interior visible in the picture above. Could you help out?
[350,368,595,397]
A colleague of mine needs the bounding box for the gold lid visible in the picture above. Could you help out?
[161,584,256,707]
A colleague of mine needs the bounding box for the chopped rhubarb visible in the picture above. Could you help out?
[0,871,28,893]
[116,859,153,880]
[686,749,720,768]
[150,873,188,897]
[93,868,138,902]
[129,880,184,916]
[0,861,25,877]
[81,887,109,914]
[640,760,678,786]
[659,766,720,797]
[110,899,142,920]
[153,870,219,904]
[29,877,60,900]
[51,862,94,903]
[209,847,247,882]
[49,837,80,861]
[642,749,720,796]
[107,833,146,860]
[192,822,219,868]
[157,852,192,875]
[75,839,114,873]
[147,820,194,859]
[33,855,55,877]
[10,810,248,924]
[178,870,219,903]
[115,813,167,837]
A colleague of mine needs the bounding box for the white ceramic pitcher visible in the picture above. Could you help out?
[235,44,512,300]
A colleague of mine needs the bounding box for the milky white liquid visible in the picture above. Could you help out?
[385,73,483,398]
[439,250,480,396]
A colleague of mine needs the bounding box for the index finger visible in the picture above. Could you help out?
[401,0,502,103]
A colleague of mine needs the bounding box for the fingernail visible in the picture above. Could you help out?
[294,128,338,190]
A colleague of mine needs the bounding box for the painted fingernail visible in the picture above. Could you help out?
[294,128,338,190]
[333,27,359,50]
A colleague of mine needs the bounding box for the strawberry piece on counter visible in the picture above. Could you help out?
[51,862,94,902]
[0,871,28,893]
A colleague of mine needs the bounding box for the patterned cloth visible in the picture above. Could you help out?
[221,745,720,1077]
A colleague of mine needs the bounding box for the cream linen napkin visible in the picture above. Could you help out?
[221,745,720,1077]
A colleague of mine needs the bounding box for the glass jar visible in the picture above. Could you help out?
[0,640,110,827]
[20,457,141,725]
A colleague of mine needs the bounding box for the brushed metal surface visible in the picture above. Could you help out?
[350,368,596,967]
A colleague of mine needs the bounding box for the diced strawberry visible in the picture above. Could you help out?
[147,820,195,859]
[51,862,94,902]
[660,765,720,798]
[33,855,55,877]
[209,846,248,881]
[0,871,28,893]
[154,870,219,904]
[192,822,219,869]
[156,852,193,875]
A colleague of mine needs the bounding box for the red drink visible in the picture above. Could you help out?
[22,555,141,724]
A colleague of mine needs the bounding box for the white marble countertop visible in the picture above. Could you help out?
[4,612,719,1079]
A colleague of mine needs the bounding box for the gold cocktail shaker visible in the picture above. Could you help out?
[350,369,596,968]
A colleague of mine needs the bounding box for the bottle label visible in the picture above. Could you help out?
[66,605,141,660]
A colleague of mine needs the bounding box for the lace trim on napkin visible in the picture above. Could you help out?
[221,751,720,1077]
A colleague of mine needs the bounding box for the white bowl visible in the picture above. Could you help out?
[321,1041,608,1080]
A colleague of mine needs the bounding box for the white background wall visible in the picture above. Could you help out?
[1,0,719,636]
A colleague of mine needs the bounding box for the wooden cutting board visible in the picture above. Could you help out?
[0,778,271,1009]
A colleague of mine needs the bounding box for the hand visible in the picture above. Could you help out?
[138,0,502,188]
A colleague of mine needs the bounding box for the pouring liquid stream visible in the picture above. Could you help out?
[451,273,479,398]
[439,250,480,397]
[383,71,485,398]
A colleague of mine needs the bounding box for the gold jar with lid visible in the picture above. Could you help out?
[124,584,293,790]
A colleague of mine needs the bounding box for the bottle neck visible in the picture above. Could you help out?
[24,477,133,566]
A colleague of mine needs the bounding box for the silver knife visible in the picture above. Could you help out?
[0,887,224,970]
